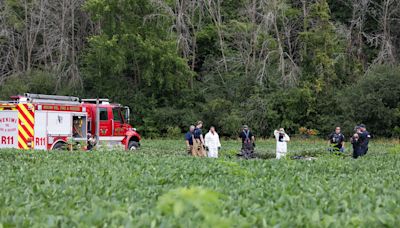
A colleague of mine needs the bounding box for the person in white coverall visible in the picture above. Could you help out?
[274,128,290,159]
[204,126,221,158]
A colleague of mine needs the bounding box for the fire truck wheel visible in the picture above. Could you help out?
[128,141,139,150]
[53,142,67,150]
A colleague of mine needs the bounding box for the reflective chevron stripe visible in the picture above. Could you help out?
[17,104,35,149]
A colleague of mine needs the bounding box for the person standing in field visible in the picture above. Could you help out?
[351,132,362,159]
[274,128,290,159]
[204,126,221,158]
[239,125,255,151]
[192,121,206,157]
[358,124,371,156]
[184,125,195,155]
[328,126,345,153]
[237,125,256,158]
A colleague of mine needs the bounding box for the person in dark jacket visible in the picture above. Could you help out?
[238,125,256,158]
[351,133,362,159]
[239,125,255,150]
[358,124,371,156]
[328,126,345,152]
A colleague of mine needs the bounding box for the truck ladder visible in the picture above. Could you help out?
[24,93,80,105]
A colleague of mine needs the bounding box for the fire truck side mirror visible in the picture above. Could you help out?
[124,106,130,123]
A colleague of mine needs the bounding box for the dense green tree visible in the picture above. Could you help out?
[339,65,400,137]
[82,0,195,133]
[300,0,345,88]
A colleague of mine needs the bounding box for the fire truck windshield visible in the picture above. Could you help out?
[112,108,123,123]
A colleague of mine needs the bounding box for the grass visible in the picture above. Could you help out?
[0,139,399,227]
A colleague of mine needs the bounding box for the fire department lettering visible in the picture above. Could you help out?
[69,107,80,111]
[41,105,82,112]
[0,127,17,132]
[0,117,18,132]
[0,118,17,123]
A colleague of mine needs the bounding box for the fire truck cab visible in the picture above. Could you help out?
[0,93,141,151]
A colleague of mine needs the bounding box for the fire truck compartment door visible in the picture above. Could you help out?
[34,111,47,150]
[0,111,18,148]
[47,112,72,135]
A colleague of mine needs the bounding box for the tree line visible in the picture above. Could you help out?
[0,0,399,138]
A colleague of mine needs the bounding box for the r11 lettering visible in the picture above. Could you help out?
[1,136,14,145]
[35,137,46,146]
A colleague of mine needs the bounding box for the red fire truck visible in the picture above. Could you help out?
[0,93,141,150]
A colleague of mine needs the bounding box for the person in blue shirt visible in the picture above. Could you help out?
[184,125,195,155]
[192,121,206,157]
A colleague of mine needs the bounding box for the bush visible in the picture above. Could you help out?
[166,126,182,138]
[0,70,80,100]
[0,70,55,99]
[299,127,319,137]
[338,65,400,136]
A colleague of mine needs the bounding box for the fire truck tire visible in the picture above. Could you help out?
[53,142,67,150]
[128,141,139,150]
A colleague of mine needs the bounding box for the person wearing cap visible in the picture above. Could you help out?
[204,126,221,158]
[358,124,371,156]
[328,126,345,153]
[354,125,361,133]
[184,125,195,155]
[239,125,255,151]
[192,121,206,157]
[274,128,290,159]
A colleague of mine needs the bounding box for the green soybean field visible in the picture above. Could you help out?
[1,139,399,227]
